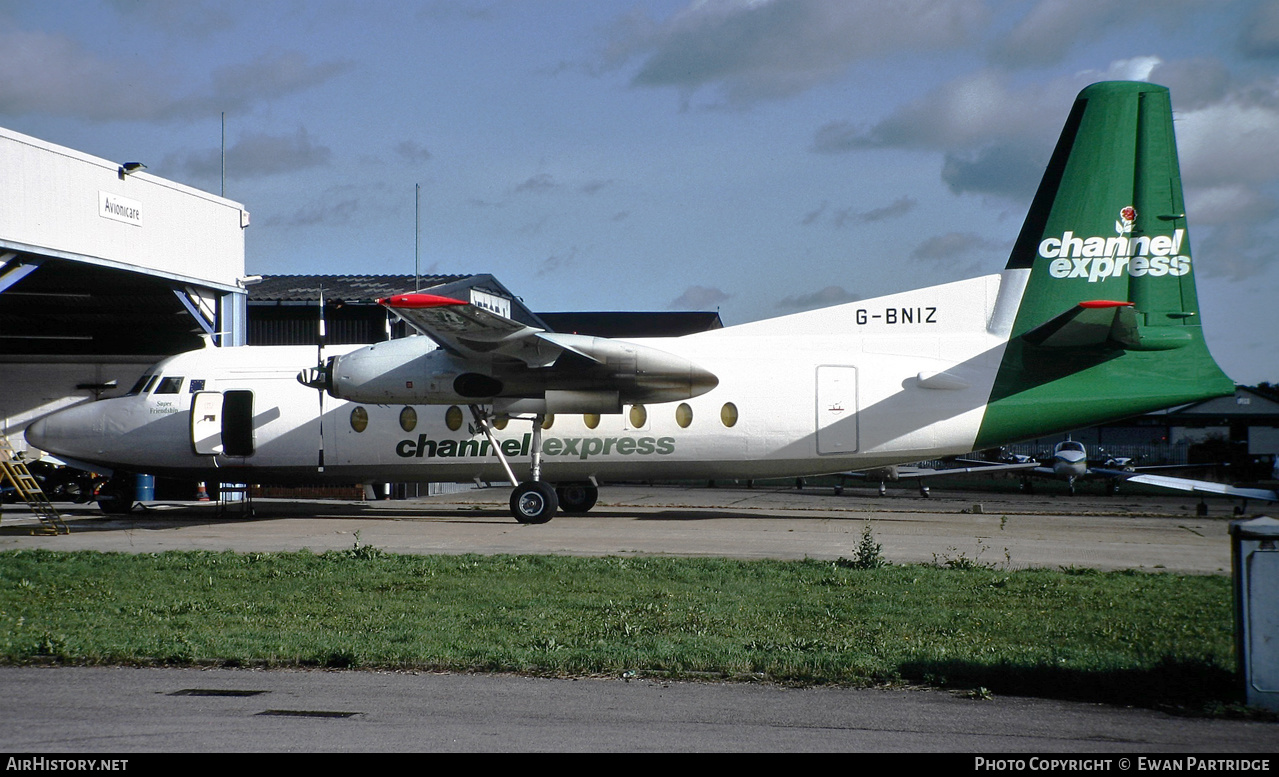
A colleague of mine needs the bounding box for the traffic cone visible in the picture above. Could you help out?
[195,482,210,501]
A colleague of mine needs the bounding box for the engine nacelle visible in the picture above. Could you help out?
[323,338,478,404]
[312,334,718,408]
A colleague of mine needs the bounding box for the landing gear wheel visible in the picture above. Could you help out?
[556,483,598,514]
[511,482,558,524]
[95,476,136,516]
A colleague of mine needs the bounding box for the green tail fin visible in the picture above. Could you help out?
[976,81,1233,447]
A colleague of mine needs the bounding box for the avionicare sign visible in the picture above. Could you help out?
[99,191,142,227]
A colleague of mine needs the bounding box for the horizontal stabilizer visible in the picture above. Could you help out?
[1021,300,1133,348]
[1020,300,1192,351]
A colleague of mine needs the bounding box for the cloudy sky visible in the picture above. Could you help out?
[3,0,1277,383]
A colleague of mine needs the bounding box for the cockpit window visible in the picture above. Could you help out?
[155,376,184,395]
[142,375,160,395]
[126,373,155,396]
[1058,441,1085,453]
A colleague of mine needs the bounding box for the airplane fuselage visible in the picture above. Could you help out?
[27,274,1018,486]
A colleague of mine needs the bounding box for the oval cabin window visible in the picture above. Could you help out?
[350,406,369,433]
[399,407,417,432]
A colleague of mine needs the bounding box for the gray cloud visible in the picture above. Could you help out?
[514,173,557,194]
[263,197,360,229]
[0,28,151,121]
[580,179,613,195]
[989,0,1208,68]
[189,52,353,120]
[1146,59,1234,111]
[1175,91,1279,188]
[802,197,918,227]
[910,232,1003,261]
[811,63,1164,202]
[395,140,433,163]
[941,142,1047,200]
[1186,185,1279,280]
[168,127,332,180]
[988,0,1117,68]
[670,285,731,310]
[0,24,350,123]
[812,72,1070,155]
[105,0,236,37]
[776,285,860,311]
[1239,0,1279,58]
[536,248,577,277]
[604,0,986,106]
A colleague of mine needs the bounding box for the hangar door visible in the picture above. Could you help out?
[816,366,858,454]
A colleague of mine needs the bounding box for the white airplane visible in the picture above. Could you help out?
[24,81,1238,523]
[824,439,1277,504]
[965,439,1261,497]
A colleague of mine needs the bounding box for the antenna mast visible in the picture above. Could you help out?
[415,183,421,292]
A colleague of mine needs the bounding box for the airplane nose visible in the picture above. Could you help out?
[23,403,103,460]
[24,417,49,450]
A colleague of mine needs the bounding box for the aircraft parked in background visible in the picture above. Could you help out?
[830,439,1277,508]
[26,82,1237,523]
[975,439,1268,497]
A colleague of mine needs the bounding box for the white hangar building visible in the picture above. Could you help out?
[0,125,250,453]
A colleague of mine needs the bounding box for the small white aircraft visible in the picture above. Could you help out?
[25,81,1237,523]
[965,440,1266,498]
[824,440,1165,497]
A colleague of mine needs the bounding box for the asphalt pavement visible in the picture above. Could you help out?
[1,483,1275,753]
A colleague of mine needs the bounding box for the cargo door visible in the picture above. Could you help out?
[191,391,223,455]
[220,390,255,458]
[816,366,858,455]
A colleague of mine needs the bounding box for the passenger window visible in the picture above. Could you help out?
[445,406,463,431]
[399,407,417,432]
[350,406,369,433]
[155,376,183,395]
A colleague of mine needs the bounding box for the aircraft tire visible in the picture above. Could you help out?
[556,483,598,514]
[510,482,558,524]
[93,475,136,516]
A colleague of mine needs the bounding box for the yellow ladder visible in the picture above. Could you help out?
[0,434,69,535]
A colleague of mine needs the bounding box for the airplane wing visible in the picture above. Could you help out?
[1112,472,1279,502]
[361,293,718,410]
[380,292,717,374]
[379,293,558,365]
[843,461,1040,481]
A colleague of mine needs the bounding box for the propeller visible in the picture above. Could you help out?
[316,285,326,472]
[294,285,329,472]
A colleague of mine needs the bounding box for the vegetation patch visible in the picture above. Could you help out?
[0,548,1237,711]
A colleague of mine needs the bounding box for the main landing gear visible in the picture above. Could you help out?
[469,405,598,525]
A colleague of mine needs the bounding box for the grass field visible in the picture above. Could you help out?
[0,543,1240,712]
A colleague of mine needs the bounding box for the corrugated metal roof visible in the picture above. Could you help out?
[537,311,722,338]
[248,274,472,304]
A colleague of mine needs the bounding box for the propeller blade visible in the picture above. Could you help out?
[317,285,326,473]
